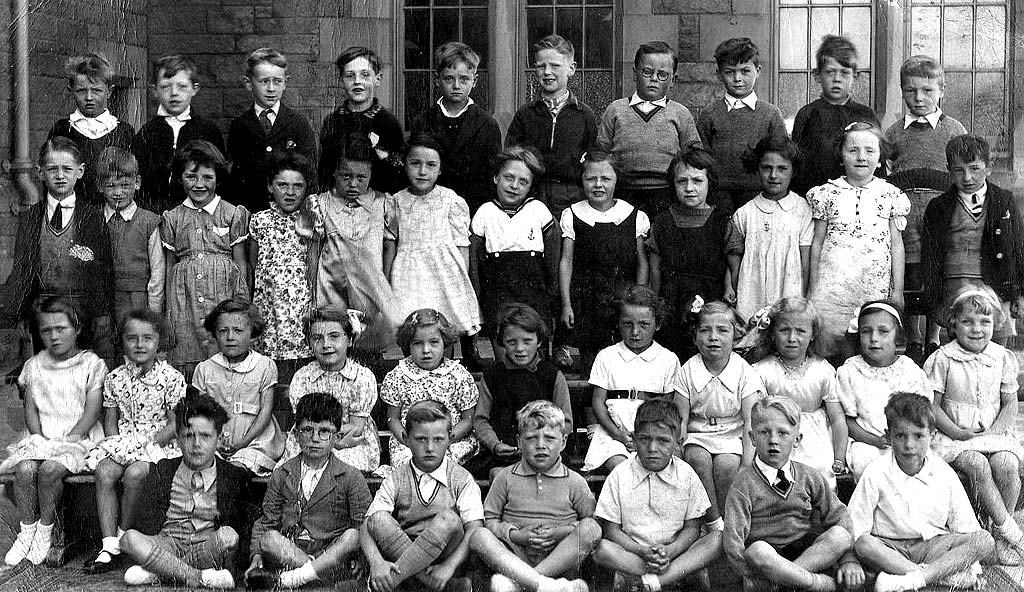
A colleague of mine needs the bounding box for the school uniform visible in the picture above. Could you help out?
[48,112,135,205]
[318,99,405,195]
[104,202,164,319]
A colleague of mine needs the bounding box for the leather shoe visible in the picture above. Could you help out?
[82,551,128,574]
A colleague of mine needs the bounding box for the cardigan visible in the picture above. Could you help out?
[47,119,135,205]
[318,99,406,195]
[132,113,225,213]
[506,94,597,183]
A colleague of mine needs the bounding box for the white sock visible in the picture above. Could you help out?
[904,570,926,590]
[116,528,126,541]
[641,573,662,592]
[102,536,120,554]
[279,561,318,587]
[35,522,53,539]
[20,522,37,536]
[998,517,1024,540]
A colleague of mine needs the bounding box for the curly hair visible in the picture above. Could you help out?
[395,309,460,351]
[758,297,826,359]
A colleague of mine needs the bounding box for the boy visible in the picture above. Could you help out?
[597,41,700,216]
[132,55,225,214]
[593,399,721,592]
[921,134,1024,346]
[47,52,135,205]
[469,401,597,592]
[507,35,597,217]
[245,393,371,589]
[791,35,879,195]
[226,47,317,213]
[849,392,994,592]
[361,400,482,592]
[723,396,859,592]
[696,38,787,208]
[410,41,502,214]
[318,46,406,195]
[119,392,256,588]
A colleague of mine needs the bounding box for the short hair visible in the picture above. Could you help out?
[175,391,229,433]
[405,132,443,160]
[35,296,80,329]
[634,399,681,437]
[493,146,545,180]
[619,285,668,327]
[404,399,452,431]
[172,140,229,185]
[854,300,906,344]
[946,134,991,168]
[395,309,460,351]
[900,55,944,87]
[516,400,565,434]
[751,396,801,429]
[294,392,345,430]
[334,133,377,169]
[884,391,935,431]
[634,41,678,72]
[152,54,198,84]
[693,301,747,339]
[121,307,169,351]
[265,152,312,187]
[304,305,355,341]
[836,121,889,168]
[946,283,1004,330]
[38,136,82,166]
[65,52,113,86]
[532,34,575,62]
[435,41,480,72]
[581,150,620,181]
[666,144,719,190]
[714,38,760,69]
[203,298,266,339]
[497,303,548,345]
[335,46,382,76]
[95,147,138,182]
[742,135,802,173]
[760,297,826,359]
[246,47,287,76]
[815,35,859,72]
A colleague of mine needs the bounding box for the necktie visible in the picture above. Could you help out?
[776,468,791,494]
[970,194,983,217]
[259,109,273,135]
[191,471,204,528]
[49,204,62,231]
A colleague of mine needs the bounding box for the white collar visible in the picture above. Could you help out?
[182,195,221,215]
[724,92,758,111]
[942,340,1000,367]
[754,455,793,487]
[688,352,744,393]
[902,109,943,129]
[613,341,664,364]
[629,92,668,108]
[399,357,456,380]
[957,183,988,203]
[181,460,217,492]
[752,192,800,213]
[410,456,450,487]
[306,359,359,381]
[104,202,137,222]
[47,193,76,209]
[628,455,688,489]
[157,105,192,121]
[69,108,118,127]
[256,101,280,117]
[437,96,474,118]
[886,450,938,485]
[209,351,260,373]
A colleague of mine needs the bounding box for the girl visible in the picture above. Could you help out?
[249,153,314,383]
[307,135,400,352]
[559,151,650,371]
[470,147,558,336]
[726,137,814,321]
[582,286,684,474]
[752,298,847,489]
[807,122,911,359]
[162,140,250,378]
[286,305,380,473]
[924,285,1024,563]
[833,301,930,479]
[192,298,283,476]
[1,297,106,566]
[385,133,480,335]
[379,309,478,468]
[648,146,732,361]
[679,300,765,524]
[83,308,185,573]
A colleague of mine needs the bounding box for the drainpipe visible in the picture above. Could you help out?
[9,0,38,210]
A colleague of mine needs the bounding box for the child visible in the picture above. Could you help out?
[924,286,1024,563]
[833,301,930,479]
[319,46,405,195]
[308,134,401,352]
[288,306,381,473]
[696,38,787,207]
[723,397,857,592]
[583,286,684,474]
[192,299,283,476]
[249,152,314,382]
[83,309,186,574]
[507,34,597,217]
[132,54,225,214]
[593,399,722,592]
[162,140,249,376]
[849,392,994,592]
[470,146,558,336]
[47,52,134,205]
[681,301,765,524]
[922,134,1024,348]
[791,35,879,195]
[807,122,910,358]
[726,138,812,321]
[119,392,254,589]
[472,304,573,475]
[1,297,106,566]
[226,47,317,213]
[597,41,700,216]
[648,147,731,360]
[470,401,598,592]
[380,309,479,468]
[385,133,481,336]
[752,298,847,488]
[96,148,165,323]
[559,151,649,370]
[410,41,502,214]
[361,400,482,592]
[246,393,371,589]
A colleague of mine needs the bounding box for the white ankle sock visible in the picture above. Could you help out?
[279,561,317,587]
[101,535,120,555]
[998,517,1024,540]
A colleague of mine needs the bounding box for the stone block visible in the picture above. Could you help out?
[319,18,392,65]
[654,0,732,15]
[255,5,272,18]
[207,6,255,34]
[151,33,235,55]
[674,80,721,111]
[255,17,319,36]
[350,0,389,19]
[150,10,206,34]
[697,15,771,62]
[272,0,327,18]
[675,61,718,83]
[236,34,318,57]
[206,54,248,87]
[622,14,678,61]
[678,14,699,62]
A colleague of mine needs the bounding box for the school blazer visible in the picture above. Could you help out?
[131,113,225,213]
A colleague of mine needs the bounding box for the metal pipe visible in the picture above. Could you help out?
[10,0,38,209]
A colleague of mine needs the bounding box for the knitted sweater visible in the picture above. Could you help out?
[791,98,879,194]
[696,99,788,193]
[597,98,700,189]
[506,94,597,183]
[393,461,478,539]
[884,114,967,173]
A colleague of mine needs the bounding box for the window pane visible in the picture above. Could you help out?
[463,0,488,5]
[976,5,1005,68]
[909,7,940,56]
[942,6,973,69]
[841,6,871,64]
[974,72,1005,140]
[405,71,431,128]
[463,8,489,64]
[405,9,430,70]
[405,0,429,6]
[779,8,808,70]
[527,0,553,4]
[941,71,971,125]
[810,8,840,55]
[777,72,809,120]
[852,71,871,103]
[584,70,614,118]
[555,8,584,63]
[585,7,613,69]
[433,8,459,50]
[526,9,554,65]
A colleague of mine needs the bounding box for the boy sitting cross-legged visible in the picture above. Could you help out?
[723,396,860,592]
[469,400,599,592]
[245,392,371,589]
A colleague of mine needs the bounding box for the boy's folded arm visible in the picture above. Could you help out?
[600,518,643,557]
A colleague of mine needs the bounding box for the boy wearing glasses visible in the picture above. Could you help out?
[597,41,700,216]
[245,393,371,589]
